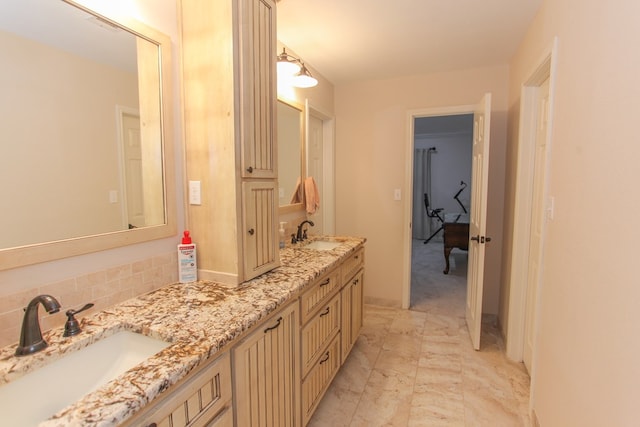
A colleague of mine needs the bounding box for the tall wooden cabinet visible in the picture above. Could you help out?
[180,0,279,285]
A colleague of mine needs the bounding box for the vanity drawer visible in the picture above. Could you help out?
[300,268,341,324]
[341,247,364,284]
[129,352,232,427]
[301,293,341,377]
[301,334,341,426]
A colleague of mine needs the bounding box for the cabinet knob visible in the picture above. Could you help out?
[319,307,330,317]
[248,228,255,235]
[319,278,330,287]
[246,166,254,173]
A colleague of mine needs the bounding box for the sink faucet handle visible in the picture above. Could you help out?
[63,303,95,337]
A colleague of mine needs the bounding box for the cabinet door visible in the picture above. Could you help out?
[341,269,364,363]
[242,180,279,280]
[239,0,277,179]
[233,302,300,427]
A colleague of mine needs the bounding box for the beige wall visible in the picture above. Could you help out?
[334,66,509,312]
[0,0,184,346]
[504,0,640,424]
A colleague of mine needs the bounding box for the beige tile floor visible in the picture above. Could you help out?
[308,241,531,426]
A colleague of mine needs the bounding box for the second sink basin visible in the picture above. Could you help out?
[0,330,170,426]
[304,240,342,251]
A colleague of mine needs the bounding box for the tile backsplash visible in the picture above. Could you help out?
[0,252,178,349]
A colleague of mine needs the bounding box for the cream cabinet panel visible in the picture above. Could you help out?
[239,0,277,179]
[122,352,232,427]
[341,269,364,364]
[301,294,340,377]
[341,247,364,285]
[233,301,300,427]
[301,335,341,426]
[242,181,279,278]
[300,268,341,324]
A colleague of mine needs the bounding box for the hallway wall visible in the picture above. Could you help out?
[504,0,640,424]
[334,65,508,313]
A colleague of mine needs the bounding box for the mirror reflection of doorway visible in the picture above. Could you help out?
[118,109,145,229]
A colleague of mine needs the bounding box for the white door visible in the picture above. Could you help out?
[307,114,324,233]
[122,113,145,228]
[466,93,492,350]
[523,77,551,371]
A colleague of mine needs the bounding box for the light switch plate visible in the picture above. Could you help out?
[189,180,201,205]
[394,189,401,201]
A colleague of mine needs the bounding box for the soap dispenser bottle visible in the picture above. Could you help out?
[279,222,287,249]
[178,230,197,283]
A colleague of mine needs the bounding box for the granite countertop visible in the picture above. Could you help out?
[0,236,365,427]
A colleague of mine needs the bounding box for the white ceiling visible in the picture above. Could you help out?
[277,0,541,85]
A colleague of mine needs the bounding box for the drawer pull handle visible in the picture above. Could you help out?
[264,316,283,333]
[352,278,359,286]
[319,307,330,317]
[248,228,255,235]
[319,278,330,287]
[246,166,254,173]
[319,351,330,364]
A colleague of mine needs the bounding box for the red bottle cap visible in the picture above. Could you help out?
[181,230,192,244]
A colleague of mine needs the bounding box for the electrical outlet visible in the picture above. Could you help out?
[394,189,401,200]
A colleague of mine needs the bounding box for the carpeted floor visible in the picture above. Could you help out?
[410,239,468,315]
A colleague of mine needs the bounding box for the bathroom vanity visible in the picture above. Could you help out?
[0,237,365,427]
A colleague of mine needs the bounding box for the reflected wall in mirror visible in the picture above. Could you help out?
[0,0,176,270]
[277,99,305,212]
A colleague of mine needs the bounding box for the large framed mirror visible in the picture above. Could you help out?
[277,98,305,214]
[0,0,176,270]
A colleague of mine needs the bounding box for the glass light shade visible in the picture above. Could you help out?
[277,60,301,75]
[277,48,301,75]
[292,64,318,88]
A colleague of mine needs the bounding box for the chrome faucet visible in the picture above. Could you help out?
[15,295,61,356]
[295,220,315,242]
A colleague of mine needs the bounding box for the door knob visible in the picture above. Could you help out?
[470,235,492,243]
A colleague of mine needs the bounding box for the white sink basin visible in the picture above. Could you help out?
[304,240,342,251]
[0,330,170,426]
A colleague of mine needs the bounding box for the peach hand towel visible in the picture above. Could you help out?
[304,176,320,214]
[289,177,303,204]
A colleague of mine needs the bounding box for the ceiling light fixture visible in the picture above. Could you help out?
[276,48,318,88]
[292,63,318,88]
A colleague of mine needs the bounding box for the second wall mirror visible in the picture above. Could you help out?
[277,98,305,213]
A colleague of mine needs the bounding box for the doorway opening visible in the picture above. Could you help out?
[402,105,476,311]
[409,114,473,313]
